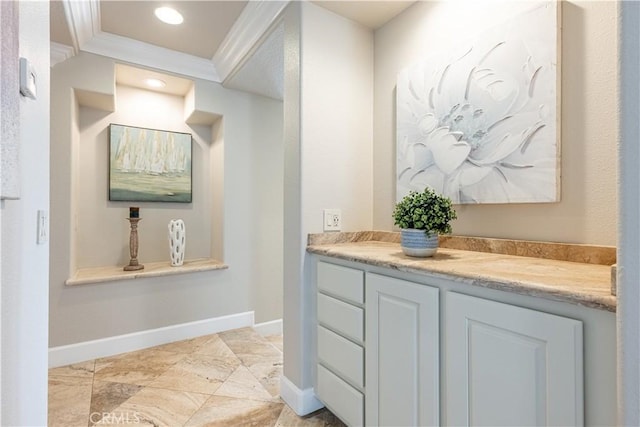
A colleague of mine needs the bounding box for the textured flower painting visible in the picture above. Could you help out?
[397,1,559,204]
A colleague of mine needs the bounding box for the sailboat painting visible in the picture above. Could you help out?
[109,124,192,203]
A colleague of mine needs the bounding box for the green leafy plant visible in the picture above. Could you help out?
[393,187,457,234]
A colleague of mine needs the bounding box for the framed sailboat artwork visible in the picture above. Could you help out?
[108,124,193,203]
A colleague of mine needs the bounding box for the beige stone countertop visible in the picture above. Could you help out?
[307,234,616,312]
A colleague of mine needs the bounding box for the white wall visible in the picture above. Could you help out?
[282,0,373,406]
[188,78,284,327]
[50,52,283,347]
[1,1,49,424]
[374,0,619,246]
[300,4,373,234]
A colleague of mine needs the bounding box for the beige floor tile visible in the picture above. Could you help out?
[216,327,257,343]
[275,404,325,427]
[194,334,238,359]
[49,360,96,379]
[48,330,309,427]
[219,328,281,362]
[89,380,144,425]
[265,335,284,353]
[147,354,240,395]
[246,359,283,397]
[48,375,93,427]
[96,346,180,365]
[151,334,216,354]
[236,351,283,369]
[94,349,186,386]
[274,406,347,427]
[321,409,347,427]
[104,387,209,427]
[184,395,283,427]
[214,365,274,402]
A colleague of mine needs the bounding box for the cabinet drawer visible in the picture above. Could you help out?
[317,262,364,305]
[318,326,364,388]
[318,293,364,343]
[317,363,364,427]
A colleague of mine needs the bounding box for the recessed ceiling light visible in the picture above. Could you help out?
[144,78,166,88]
[154,7,183,25]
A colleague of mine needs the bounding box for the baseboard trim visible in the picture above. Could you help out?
[253,318,283,337]
[49,311,255,368]
[280,375,324,416]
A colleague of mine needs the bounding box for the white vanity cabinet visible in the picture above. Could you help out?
[314,259,612,427]
[445,292,584,426]
[365,273,440,427]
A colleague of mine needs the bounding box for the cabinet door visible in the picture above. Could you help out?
[366,273,439,427]
[445,292,583,427]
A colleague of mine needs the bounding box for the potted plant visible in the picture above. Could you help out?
[393,187,457,257]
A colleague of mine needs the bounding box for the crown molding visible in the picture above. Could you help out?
[213,0,289,82]
[62,0,100,52]
[51,42,75,68]
[82,32,220,82]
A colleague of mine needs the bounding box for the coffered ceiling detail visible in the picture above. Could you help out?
[51,0,288,84]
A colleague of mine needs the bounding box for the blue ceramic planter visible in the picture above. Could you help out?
[400,229,439,257]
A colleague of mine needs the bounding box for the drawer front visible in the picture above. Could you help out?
[317,262,364,305]
[317,326,364,388]
[317,363,364,427]
[318,293,364,343]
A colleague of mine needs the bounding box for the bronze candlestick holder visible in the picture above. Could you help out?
[124,217,144,271]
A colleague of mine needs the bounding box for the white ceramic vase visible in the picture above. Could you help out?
[168,219,186,266]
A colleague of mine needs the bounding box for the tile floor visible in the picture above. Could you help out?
[48,327,346,427]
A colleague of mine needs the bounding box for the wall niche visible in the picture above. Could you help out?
[67,64,225,284]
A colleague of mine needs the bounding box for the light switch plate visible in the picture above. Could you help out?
[37,210,48,244]
[19,57,37,100]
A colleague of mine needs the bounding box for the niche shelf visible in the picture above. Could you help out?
[65,258,228,286]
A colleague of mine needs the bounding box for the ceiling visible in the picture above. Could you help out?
[50,0,415,99]
[311,1,414,29]
[100,1,248,59]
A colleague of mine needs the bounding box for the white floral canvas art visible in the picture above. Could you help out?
[397,1,560,204]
